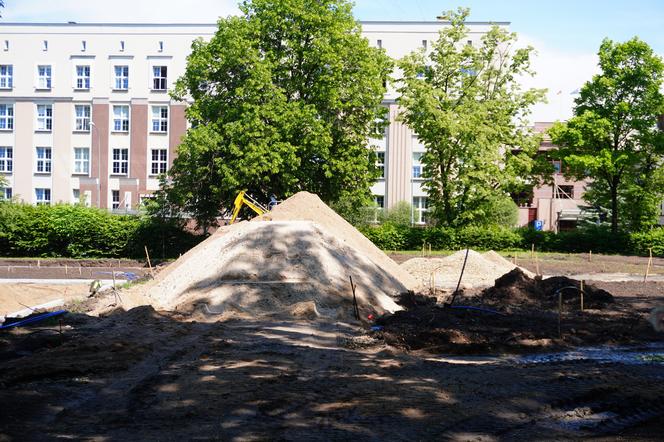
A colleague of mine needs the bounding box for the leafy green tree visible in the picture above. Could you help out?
[397,8,545,228]
[549,38,664,233]
[166,0,392,229]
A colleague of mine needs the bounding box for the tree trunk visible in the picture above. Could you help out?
[610,185,619,234]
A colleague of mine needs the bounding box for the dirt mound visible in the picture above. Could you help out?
[401,250,533,289]
[259,192,418,290]
[144,220,403,319]
[482,268,614,310]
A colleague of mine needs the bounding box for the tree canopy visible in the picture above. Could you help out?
[165,0,392,229]
[549,37,664,233]
[397,8,545,227]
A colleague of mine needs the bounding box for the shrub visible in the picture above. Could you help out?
[0,201,202,258]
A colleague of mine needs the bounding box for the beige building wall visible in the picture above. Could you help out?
[52,101,72,203]
[386,103,413,207]
[13,101,33,201]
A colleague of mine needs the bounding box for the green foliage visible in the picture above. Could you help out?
[382,201,413,227]
[359,222,664,257]
[396,8,545,228]
[0,201,201,258]
[167,0,392,229]
[475,195,519,228]
[549,37,664,233]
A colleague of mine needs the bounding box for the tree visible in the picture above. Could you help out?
[166,0,392,229]
[396,8,545,228]
[549,38,664,233]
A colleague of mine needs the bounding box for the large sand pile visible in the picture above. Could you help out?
[401,250,534,289]
[258,192,418,290]
[142,193,414,319]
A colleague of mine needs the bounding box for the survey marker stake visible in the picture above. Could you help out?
[349,275,360,320]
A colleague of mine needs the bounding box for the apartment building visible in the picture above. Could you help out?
[0,20,502,214]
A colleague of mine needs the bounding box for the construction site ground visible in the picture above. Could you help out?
[2,243,663,440]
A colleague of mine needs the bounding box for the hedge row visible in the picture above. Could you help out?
[0,202,202,259]
[358,223,664,257]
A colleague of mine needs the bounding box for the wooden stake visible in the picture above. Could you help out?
[65,264,68,276]
[644,248,653,282]
[580,280,584,311]
[535,251,540,276]
[349,275,360,320]
[531,243,535,260]
[558,291,563,339]
[589,250,592,262]
[144,245,154,278]
[112,270,116,289]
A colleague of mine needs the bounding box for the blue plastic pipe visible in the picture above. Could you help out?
[0,310,67,330]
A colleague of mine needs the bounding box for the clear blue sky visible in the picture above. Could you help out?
[353,0,664,54]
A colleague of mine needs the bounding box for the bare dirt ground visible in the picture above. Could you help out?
[0,284,89,317]
[0,258,148,281]
[389,252,664,277]
[2,248,663,440]
[1,282,663,441]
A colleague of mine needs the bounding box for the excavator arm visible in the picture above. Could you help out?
[230,191,268,224]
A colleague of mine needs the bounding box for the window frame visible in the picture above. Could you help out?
[113,65,129,90]
[152,66,168,91]
[37,65,52,90]
[151,106,168,133]
[74,104,91,132]
[36,104,53,131]
[412,152,423,179]
[0,65,13,89]
[0,147,12,173]
[75,65,91,90]
[112,105,130,132]
[35,188,51,205]
[412,196,429,225]
[150,148,168,175]
[111,148,129,175]
[376,151,385,179]
[35,147,52,174]
[73,147,90,175]
[0,104,14,130]
[111,189,121,210]
[0,186,11,200]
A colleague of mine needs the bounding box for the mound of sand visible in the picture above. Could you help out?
[258,192,418,290]
[143,214,406,319]
[401,250,533,289]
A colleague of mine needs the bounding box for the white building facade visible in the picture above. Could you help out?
[0,21,503,216]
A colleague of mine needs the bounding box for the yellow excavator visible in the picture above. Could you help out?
[229,190,269,224]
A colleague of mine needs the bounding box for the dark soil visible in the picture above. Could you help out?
[376,269,660,354]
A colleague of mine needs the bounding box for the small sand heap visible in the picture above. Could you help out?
[401,249,534,289]
[142,193,413,319]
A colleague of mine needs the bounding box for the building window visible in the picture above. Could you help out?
[152,66,167,90]
[412,152,423,178]
[150,148,168,175]
[0,104,13,130]
[35,188,51,205]
[81,40,87,52]
[0,147,12,172]
[552,160,562,174]
[422,40,428,49]
[37,65,52,89]
[75,65,90,90]
[158,41,164,52]
[112,148,129,175]
[35,147,52,173]
[113,105,129,132]
[42,40,48,51]
[555,185,574,199]
[376,151,385,178]
[74,104,91,131]
[3,41,8,52]
[374,195,384,209]
[151,106,168,132]
[120,41,125,52]
[377,39,382,49]
[112,190,120,209]
[467,40,473,46]
[73,188,80,203]
[73,147,90,174]
[0,65,13,89]
[36,104,53,131]
[114,65,129,90]
[1,187,11,200]
[413,196,429,224]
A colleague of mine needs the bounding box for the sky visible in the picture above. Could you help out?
[2,0,663,122]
